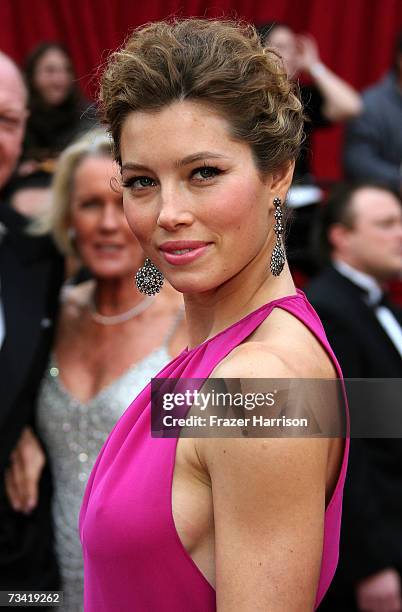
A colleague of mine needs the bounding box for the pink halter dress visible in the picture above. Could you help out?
[79,290,349,611]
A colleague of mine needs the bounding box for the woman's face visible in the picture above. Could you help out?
[120,100,291,294]
[70,155,143,279]
[33,48,73,106]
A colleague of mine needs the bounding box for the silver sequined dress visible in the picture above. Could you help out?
[37,342,174,612]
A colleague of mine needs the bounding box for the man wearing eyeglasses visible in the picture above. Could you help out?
[0,51,62,592]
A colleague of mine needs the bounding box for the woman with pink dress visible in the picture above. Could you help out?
[80,18,349,611]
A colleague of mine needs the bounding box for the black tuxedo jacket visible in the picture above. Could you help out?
[306,265,402,610]
[0,200,63,590]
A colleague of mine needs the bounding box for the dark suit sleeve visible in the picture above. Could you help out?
[343,104,401,191]
[317,311,364,377]
[338,439,397,584]
[0,235,63,591]
[318,309,400,583]
[0,252,63,472]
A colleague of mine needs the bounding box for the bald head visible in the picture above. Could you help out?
[0,51,28,189]
[0,52,27,108]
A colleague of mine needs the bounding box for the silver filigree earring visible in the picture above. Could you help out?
[135,258,164,295]
[270,196,285,277]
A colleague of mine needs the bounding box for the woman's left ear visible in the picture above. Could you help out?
[269,160,295,201]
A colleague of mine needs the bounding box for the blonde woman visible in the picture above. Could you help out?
[6,130,186,611]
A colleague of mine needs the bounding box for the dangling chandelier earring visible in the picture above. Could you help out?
[270,196,286,277]
[135,258,164,295]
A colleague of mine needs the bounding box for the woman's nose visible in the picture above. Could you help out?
[156,189,194,231]
[100,202,121,231]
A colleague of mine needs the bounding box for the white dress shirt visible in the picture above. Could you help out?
[333,260,402,359]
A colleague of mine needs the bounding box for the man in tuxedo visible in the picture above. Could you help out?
[306,183,402,612]
[0,52,62,589]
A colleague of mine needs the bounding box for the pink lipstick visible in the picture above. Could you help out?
[159,241,212,265]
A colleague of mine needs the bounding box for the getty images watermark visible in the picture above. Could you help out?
[160,388,308,430]
[152,378,402,438]
[151,378,347,438]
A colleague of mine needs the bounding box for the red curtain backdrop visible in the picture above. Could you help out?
[1,0,402,181]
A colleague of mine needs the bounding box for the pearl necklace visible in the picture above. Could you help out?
[89,294,155,326]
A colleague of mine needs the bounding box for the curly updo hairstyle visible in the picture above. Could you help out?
[100,18,304,175]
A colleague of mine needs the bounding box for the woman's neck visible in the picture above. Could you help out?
[184,259,296,349]
[93,275,144,315]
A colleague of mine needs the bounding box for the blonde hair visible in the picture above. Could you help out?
[33,128,113,255]
[100,18,304,174]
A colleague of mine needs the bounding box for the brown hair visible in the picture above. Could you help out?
[100,18,304,174]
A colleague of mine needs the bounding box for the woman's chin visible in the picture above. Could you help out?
[166,276,220,295]
[90,267,134,281]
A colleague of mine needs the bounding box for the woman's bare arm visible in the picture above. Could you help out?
[200,348,333,611]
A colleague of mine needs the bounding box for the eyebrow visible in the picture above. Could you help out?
[175,152,228,167]
[121,151,228,173]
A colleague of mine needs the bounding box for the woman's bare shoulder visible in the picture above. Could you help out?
[213,307,336,380]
